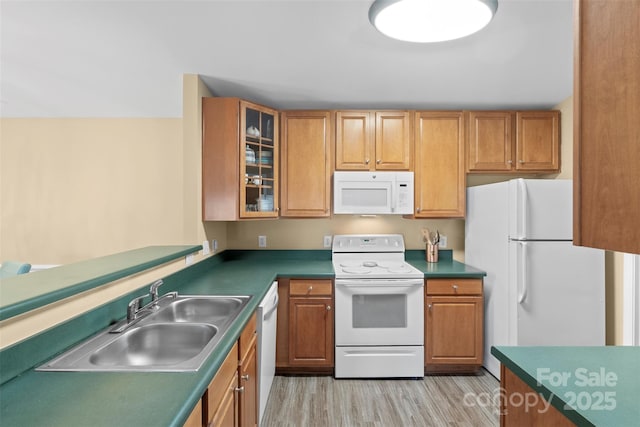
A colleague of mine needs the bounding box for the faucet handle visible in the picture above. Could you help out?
[149,279,164,301]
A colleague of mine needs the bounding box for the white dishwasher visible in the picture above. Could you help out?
[257,281,278,425]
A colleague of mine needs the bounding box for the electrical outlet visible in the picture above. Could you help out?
[185,254,195,265]
[202,240,210,255]
[212,239,218,252]
[439,235,448,248]
[258,235,267,248]
[323,235,332,248]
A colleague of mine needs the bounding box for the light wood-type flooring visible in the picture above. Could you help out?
[261,371,500,426]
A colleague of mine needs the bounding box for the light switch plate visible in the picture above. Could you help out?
[323,235,332,248]
[439,235,448,248]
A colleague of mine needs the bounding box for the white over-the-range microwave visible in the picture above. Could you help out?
[333,171,414,215]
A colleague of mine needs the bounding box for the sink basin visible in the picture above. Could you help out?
[37,294,252,372]
[147,296,246,324]
[89,323,217,367]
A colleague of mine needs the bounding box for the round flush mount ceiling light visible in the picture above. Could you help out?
[369,0,499,43]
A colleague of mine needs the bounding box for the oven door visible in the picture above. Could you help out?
[335,278,424,346]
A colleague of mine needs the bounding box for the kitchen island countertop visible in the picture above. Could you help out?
[0,249,485,427]
[492,345,640,427]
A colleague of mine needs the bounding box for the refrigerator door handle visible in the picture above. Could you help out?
[518,241,528,304]
[518,179,528,239]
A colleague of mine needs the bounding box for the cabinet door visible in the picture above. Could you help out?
[288,297,334,366]
[207,342,239,427]
[374,111,412,170]
[335,111,373,170]
[211,375,238,427]
[515,111,559,171]
[414,111,465,218]
[574,0,640,254]
[467,111,514,172]
[425,296,483,366]
[280,111,332,217]
[238,341,258,427]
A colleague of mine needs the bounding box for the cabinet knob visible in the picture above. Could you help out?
[428,304,432,310]
[235,386,245,394]
[326,305,332,311]
[519,160,524,164]
[416,208,421,213]
[452,284,458,291]
[376,159,381,164]
[241,374,250,381]
[365,159,370,164]
[507,160,513,164]
[308,286,313,292]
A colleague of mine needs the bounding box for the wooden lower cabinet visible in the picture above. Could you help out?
[203,314,258,427]
[425,278,483,373]
[501,365,575,426]
[276,278,334,373]
[184,401,203,427]
[238,314,258,427]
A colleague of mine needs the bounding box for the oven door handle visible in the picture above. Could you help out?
[335,279,424,287]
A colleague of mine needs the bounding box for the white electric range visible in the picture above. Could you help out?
[332,234,424,378]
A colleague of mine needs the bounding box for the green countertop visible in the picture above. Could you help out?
[0,245,202,320]
[492,346,640,427]
[0,249,484,427]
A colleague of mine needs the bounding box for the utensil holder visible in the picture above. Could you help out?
[426,244,439,263]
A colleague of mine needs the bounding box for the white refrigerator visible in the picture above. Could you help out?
[465,178,605,379]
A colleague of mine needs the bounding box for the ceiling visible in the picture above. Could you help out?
[0,0,574,118]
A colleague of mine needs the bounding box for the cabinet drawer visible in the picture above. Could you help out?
[239,313,257,362]
[289,279,333,296]
[206,341,238,420]
[426,279,482,296]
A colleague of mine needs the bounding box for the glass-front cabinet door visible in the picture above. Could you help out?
[240,101,279,218]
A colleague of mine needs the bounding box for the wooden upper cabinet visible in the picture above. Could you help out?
[202,97,279,220]
[280,111,332,218]
[374,111,412,170]
[467,111,513,171]
[335,111,411,170]
[516,111,559,171]
[413,111,465,218]
[466,110,559,173]
[574,0,640,254]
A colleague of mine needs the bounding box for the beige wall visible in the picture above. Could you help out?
[0,118,185,264]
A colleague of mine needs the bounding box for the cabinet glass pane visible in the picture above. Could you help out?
[242,106,275,214]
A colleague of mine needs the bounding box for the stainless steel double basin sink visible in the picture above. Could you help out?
[37,295,251,372]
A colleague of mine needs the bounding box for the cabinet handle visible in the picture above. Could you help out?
[519,160,524,164]
[241,374,250,381]
[365,159,370,164]
[416,208,421,213]
[452,284,458,291]
[326,305,331,311]
[376,159,381,164]
[428,304,432,311]
[235,386,245,394]
[308,286,313,292]
[507,160,513,164]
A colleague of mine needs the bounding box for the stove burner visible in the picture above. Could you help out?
[362,261,378,267]
[340,261,362,268]
[387,265,412,273]
[341,267,371,274]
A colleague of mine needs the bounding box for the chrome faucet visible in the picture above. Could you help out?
[111,293,150,333]
[127,294,149,322]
